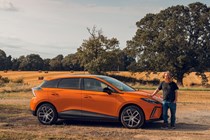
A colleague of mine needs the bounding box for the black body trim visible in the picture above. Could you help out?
[58,110,118,122]
[148,106,163,121]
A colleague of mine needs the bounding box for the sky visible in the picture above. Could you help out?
[0,0,210,59]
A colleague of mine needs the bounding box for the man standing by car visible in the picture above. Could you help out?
[151,71,179,129]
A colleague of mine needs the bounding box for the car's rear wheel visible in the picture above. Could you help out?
[37,103,58,125]
[120,105,145,129]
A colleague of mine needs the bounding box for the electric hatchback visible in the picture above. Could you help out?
[30,75,162,129]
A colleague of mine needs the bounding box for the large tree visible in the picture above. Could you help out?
[62,54,83,71]
[126,2,210,85]
[0,49,12,70]
[77,26,119,74]
[49,55,63,71]
[19,54,44,70]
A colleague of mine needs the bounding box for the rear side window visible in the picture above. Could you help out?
[58,78,80,89]
[40,79,60,88]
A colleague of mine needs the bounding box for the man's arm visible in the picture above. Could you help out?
[151,88,160,97]
[174,90,178,103]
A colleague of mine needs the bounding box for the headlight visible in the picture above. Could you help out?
[141,98,161,104]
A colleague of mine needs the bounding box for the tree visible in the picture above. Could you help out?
[18,54,44,70]
[62,54,83,71]
[12,56,25,70]
[77,26,119,74]
[126,2,210,85]
[0,49,13,70]
[102,49,136,71]
[43,58,51,71]
[4,55,12,70]
[49,55,63,71]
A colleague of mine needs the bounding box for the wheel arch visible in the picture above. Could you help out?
[118,103,145,121]
[34,101,57,116]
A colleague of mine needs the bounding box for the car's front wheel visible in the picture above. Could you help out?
[37,103,58,125]
[120,105,145,129]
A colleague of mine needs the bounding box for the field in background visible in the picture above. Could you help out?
[1,71,210,88]
[0,71,210,139]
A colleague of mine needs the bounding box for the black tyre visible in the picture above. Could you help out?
[37,103,58,125]
[120,105,145,129]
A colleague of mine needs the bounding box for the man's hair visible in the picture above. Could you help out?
[163,71,172,79]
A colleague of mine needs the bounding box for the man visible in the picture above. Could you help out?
[151,71,179,129]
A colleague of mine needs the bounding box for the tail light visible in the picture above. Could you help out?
[32,87,42,97]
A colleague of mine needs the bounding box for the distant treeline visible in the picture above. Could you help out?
[0,49,135,72]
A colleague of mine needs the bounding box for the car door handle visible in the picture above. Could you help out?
[84,96,92,99]
[51,93,59,96]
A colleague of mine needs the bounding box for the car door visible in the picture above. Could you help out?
[81,78,119,119]
[48,78,82,116]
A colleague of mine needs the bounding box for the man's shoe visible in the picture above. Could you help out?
[161,123,169,129]
[170,126,176,129]
[161,126,169,129]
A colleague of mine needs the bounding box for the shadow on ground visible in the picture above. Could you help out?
[144,122,210,131]
[56,119,210,131]
[56,119,123,128]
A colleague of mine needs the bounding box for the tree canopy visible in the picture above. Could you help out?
[126,2,210,85]
[77,26,119,74]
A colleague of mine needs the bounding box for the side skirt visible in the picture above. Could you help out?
[58,110,119,122]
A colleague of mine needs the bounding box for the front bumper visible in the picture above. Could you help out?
[149,106,163,121]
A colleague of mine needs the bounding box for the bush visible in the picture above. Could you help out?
[12,77,24,84]
[0,82,32,93]
[0,76,10,83]
[38,76,44,80]
[0,76,10,87]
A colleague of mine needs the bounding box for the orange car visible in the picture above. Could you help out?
[30,75,163,129]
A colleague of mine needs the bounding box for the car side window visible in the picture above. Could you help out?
[40,79,60,88]
[84,78,107,92]
[58,78,80,89]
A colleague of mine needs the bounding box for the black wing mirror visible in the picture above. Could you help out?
[103,87,112,95]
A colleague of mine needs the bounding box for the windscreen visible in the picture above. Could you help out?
[99,76,135,92]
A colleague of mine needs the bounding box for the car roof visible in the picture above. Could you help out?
[44,74,109,81]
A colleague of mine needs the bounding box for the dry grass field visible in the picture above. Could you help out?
[0,71,210,140]
[1,71,210,87]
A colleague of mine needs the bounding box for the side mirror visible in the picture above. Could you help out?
[103,87,112,95]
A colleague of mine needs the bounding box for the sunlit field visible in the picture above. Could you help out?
[1,71,210,87]
[0,71,210,139]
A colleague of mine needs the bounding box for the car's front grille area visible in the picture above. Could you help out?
[150,107,162,119]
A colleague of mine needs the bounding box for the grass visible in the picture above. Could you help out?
[0,131,36,140]
[0,71,210,139]
[0,91,210,140]
[1,71,210,86]
[0,82,32,94]
[135,85,210,91]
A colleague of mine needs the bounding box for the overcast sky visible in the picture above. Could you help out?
[0,0,210,58]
